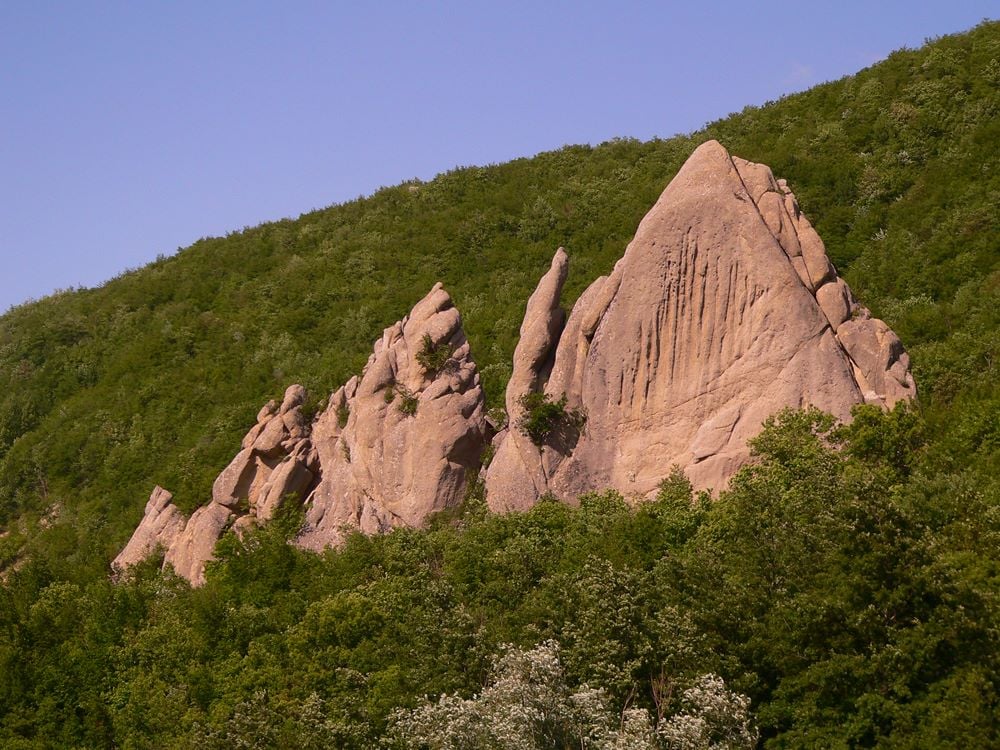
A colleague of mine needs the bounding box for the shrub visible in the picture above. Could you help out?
[517,392,585,446]
[415,333,454,375]
[396,386,419,416]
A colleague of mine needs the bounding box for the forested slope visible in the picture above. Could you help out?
[0,21,997,748]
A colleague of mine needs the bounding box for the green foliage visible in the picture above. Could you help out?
[0,21,998,749]
[395,386,419,416]
[0,405,997,747]
[415,333,455,375]
[516,392,586,446]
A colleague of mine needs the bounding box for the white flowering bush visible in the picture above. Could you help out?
[388,642,756,750]
[657,674,758,749]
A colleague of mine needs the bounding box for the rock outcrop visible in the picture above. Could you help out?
[111,486,186,576]
[297,283,487,550]
[485,140,915,509]
[115,284,486,584]
[112,384,318,585]
[114,140,916,584]
[484,249,569,511]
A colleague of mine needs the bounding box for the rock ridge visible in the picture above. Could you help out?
[114,283,487,585]
[114,140,915,585]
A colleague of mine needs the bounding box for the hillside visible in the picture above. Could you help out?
[0,21,998,749]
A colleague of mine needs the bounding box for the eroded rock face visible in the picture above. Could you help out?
[111,486,186,577]
[297,283,487,550]
[485,140,915,508]
[115,285,486,584]
[114,384,319,585]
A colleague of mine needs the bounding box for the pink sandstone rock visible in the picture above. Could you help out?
[111,486,186,577]
[485,140,915,509]
[297,283,487,550]
[162,502,233,586]
[116,382,318,585]
[485,250,569,512]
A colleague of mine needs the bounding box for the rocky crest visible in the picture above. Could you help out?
[114,140,914,585]
[297,283,487,551]
[485,140,914,508]
[114,285,486,585]
[111,486,185,576]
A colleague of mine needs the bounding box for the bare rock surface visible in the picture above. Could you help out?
[162,502,233,586]
[114,285,486,583]
[485,250,569,512]
[111,486,186,576]
[298,283,487,550]
[486,140,915,508]
[115,384,318,585]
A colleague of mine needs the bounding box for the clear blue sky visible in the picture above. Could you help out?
[1,2,994,312]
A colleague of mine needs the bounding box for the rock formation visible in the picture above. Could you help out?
[114,284,486,584]
[485,140,915,509]
[484,249,570,511]
[113,384,319,585]
[297,283,487,550]
[114,140,916,584]
[111,486,186,576]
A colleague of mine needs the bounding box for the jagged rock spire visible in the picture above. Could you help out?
[114,283,488,585]
[298,282,487,550]
[485,140,915,507]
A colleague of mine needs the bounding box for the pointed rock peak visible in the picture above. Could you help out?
[485,248,570,513]
[409,281,450,318]
[658,139,741,195]
[111,486,186,578]
[486,140,916,510]
[681,138,733,171]
[509,248,568,412]
[298,286,486,551]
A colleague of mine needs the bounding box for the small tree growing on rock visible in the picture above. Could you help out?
[517,392,586,447]
[416,333,455,375]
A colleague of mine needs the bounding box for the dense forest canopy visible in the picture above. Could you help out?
[0,21,997,748]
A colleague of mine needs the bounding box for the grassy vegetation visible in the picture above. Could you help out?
[0,21,997,748]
